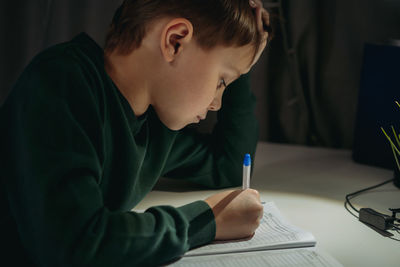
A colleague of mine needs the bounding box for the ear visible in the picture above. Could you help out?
[160,18,193,63]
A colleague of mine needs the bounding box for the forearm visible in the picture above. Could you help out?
[7,170,215,266]
[212,73,259,186]
[67,201,215,266]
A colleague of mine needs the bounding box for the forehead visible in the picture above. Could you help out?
[210,44,255,75]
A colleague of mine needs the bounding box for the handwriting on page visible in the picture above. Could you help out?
[173,248,340,267]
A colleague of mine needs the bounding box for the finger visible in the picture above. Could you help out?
[261,9,270,28]
[258,210,264,220]
[249,0,270,34]
[261,8,270,23]
[249,0,257,8]
[250,0,263,7]
[261,11,271,41]
[255,7,264,33]
[248,188,261,200]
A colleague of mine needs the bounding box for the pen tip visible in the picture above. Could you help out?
[243,153,251,166]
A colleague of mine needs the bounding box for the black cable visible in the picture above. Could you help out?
[344,177,400,242]
[389,236,400,241]
[391,224,400,231]
[345,178,394,214]
[344,201,359,219]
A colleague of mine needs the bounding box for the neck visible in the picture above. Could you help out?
[104,50,151,117]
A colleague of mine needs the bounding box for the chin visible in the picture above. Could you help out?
[166,125,183,131]
[155,111,190,131]
[161,120,187,131]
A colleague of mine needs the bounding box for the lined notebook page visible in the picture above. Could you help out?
[171,248,343,267]
[185,202,316,256]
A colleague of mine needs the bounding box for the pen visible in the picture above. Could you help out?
[242,153,251,190]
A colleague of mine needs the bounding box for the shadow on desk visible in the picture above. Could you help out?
[251,145,399,206]
[153,143,399,208]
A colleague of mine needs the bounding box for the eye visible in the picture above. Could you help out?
[217,78,227,90]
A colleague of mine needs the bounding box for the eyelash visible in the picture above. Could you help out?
[217,78,227,90]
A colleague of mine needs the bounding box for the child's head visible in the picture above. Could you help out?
[105,0,270,59]
[104,0,271,130]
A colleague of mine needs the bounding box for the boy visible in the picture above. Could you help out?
[0,0,271,266]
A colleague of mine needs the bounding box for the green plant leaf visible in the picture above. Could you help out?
[381,127,400,156]
[391,126,400,148]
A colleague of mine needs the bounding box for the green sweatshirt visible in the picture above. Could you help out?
[0,33,258,266]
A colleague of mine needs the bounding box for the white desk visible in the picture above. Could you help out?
[135,142,400,267]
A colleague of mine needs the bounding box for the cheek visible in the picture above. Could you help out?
[174,60,218,111]
[189,72,218,103]
[185,82,216,111]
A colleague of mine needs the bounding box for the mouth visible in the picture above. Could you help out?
[196,116,205,122]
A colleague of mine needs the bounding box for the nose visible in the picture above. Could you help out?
[208,94,222,111]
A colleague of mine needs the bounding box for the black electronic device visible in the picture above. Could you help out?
[359,208,395,231]
[352,43,400,188]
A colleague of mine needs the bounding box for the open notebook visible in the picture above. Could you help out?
[169,202,342,267]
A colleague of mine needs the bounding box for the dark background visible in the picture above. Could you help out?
[1,0,400,149]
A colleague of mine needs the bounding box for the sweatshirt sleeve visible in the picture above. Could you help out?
[1,57,215,267]
[162,74,259,188]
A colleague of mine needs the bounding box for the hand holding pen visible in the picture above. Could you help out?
[204,153,263,240]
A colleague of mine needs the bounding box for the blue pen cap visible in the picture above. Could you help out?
[243,153,251,166]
